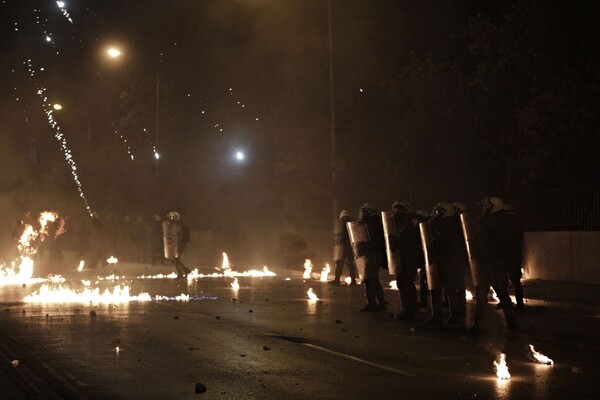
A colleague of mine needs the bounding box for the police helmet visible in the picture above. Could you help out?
[339,210,350,219]
[452,202,468,214]
[432,202,455,218]
[478,196,504,214]
[392,199,411,214]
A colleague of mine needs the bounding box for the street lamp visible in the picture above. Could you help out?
[53,103,63,111]
[107,47,121,59]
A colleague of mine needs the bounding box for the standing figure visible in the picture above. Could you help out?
[431,202,467,326]
[358,203,386,312]
[504,204,525,310]
[163,211,191,278]
[391,200,421,320]
[150,215,165,265]
[470,196,516,333]
[330,210,357,286]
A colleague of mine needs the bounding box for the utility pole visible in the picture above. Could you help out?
[328,0,338,241]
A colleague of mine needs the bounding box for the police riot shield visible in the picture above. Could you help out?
[459,213,483,287]
[332,219,344,262]
[163,221,184,260]
[346,221,369,278]
[381,212,401,276]
[419,221,440,291]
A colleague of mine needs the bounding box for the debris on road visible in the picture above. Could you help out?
[195,382,207,393]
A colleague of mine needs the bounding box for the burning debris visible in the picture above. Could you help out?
[320,264,331,282]
[494,353,511,380]
[106,256,119,265]
[303,259,313,279]
[23,284,152,303]
[307,288,319,301]
[528,345,554,365]
[389,281,398,290]
[77,260,85,272]
[231,278,240,291]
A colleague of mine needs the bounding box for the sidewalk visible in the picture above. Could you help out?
[519,279,600,313]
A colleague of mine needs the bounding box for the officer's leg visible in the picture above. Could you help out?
[508,266,524,309]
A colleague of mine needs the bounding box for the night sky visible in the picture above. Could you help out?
[1,1,598,263]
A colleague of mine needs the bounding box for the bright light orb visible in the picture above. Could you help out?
[235,151,245,161]
[154,152,160,160]
[53,104,62,110]
[107,48,121,58]
[57,1,65,8]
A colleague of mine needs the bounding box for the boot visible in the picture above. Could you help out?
[360,279,379,312]
[425,289,443,325]
[446,292,466,326]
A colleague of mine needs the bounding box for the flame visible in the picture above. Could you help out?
[24,284,152,303]
[307,288,319,301]
[221,252,231,275]
[465,289,474,301]
[115,346,120,354]
[138,262,275,281]
[303,259,313,279]
[389,280,398,290]
[77,260,85,272]
[528,345,554,365]
[344,277,352,285]
[231,278,240,291]
[320,264,331,282]
[106,256,118,265]
[1,211,63,285]
[494,353,511,380]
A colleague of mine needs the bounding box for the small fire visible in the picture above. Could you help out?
[389,281,398,290]
[231,278,240,291]
[320,264,331,282]
[106,256,118,265]
[303,259,313,279]
[221,252,232,276]
[77,260,85,272]
[465,289,474,301]
[307,288,319,301]
[344,277,352,285]
[528,345,554,365]
[115,346,120,354]
[494,353,511,380]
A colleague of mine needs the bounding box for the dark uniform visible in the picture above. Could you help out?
[330,211,357,286]
[505,205,525,310]
[392,203,421,320]
[430,209,466,326]
[359,204,386,312]
[472,198,516,332]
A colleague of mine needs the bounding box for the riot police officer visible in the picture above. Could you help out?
[470,196,516,333]
[504,204,525,310]
[163,211,191,278]
[429,202,466,325]
[391,200,421,320]
[330,210,357,286]
[358,203,386,312]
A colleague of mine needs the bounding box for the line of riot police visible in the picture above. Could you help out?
[332,196,524,334]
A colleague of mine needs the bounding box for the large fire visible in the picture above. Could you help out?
[1,211,63,286]
[528,345,554,365]
[494,353,511,380]
[303,259,313,279]
[24,284,152,303]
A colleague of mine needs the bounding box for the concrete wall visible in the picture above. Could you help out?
[523,231,600,285]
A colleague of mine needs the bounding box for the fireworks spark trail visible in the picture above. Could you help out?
[111,123,135,161]
[26,59,93,217]
[55,1,73,24]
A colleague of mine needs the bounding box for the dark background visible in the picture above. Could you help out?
[1,0,598,265]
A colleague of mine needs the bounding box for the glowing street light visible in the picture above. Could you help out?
[235,151,245,161]
[107,47,122,59]
[53,103,63,111]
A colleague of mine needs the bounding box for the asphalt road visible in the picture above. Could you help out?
[0,266,599,399]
